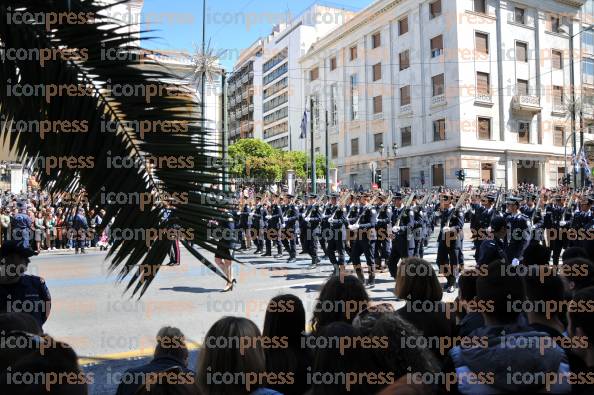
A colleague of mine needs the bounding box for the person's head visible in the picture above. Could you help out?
[559,258,594,294]
[567,286,594,366]
[310,322,375,395]
[523,266,567,325]
[263,294,305,348]
[477,261,525,325]
[521,243,552,266]
[197,317,265,395]
[0,312,42,336]
[392,193,403,207]
[440,194,452,209]
[0,241,36,284]
[579,197,592,212]
[396,258,442,302]
[562,247,590,263]
[355,311,440,379]
[506,200,520,214]
[311,275,369,334]
[0,335,87,395]
[490,216,507,240]
[458,269,479,304]
[154,326,189,366]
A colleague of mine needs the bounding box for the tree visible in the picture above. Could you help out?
[278,151,307,180]
[228,139,280,181]
[0,0,230,296]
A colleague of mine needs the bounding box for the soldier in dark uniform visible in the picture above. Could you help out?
[436,193,464,293]
[374,195,392,272]
[470,193,497,260]
[570,195,593,249]
[238,203,250,251]
[326,194,347,276]
[266,196,284,259]
[10,201,32,249]
[545,195,570,265]
[521,194,545,247]
[304,195,321,269]
[0,241,49,329]
[504,197,530,265]
[411,195,426,258]
[344,194,359,262]
[281,195,298,263]
[477,216,507,266]
[349,194,377,287]
[319,197,331,260]
[388,193,414,279]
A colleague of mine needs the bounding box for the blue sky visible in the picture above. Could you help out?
[140,0,369,70]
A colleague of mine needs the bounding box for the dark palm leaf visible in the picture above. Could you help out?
[0,0,231,296]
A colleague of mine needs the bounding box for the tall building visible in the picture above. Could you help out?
[301,0,587,189]
[227,39,264,144]
[581,0,594,161]
[228,4,356,150]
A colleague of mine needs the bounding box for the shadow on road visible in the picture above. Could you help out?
[159,286,221,294]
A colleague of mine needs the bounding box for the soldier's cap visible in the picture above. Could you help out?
[506,196,522,204]
[330,193,339,198]
[286,194,294,198]
[554,195,565,200]
[255,196,262,200]
[0,240,38,259]
[584,195,594,204]
[490,216,507,232]
[309,194,317,199]
[528,194,538,200]
[393,192,403,199]
[484,194,497,202]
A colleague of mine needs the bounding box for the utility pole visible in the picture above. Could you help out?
[221,71,227,192]
[200,0,207,138]
[310,97,316,195]
[325,110,329,194]
[569,21,578,189]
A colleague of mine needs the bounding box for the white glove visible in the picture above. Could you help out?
[391,226,400,233]
[283,217,288,222]
[559,221,566,227]
[443,226,451,233]
[266,215,272,220]
[349,224,359,231]
[511,258,520,266]
[249,213,254,217]
[486,226,492,233]
[435,211,441,217]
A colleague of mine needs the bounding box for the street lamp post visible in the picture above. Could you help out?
[379,142,398,191]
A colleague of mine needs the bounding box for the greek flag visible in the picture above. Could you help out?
[299,110,307,139]
[579,148,591,176]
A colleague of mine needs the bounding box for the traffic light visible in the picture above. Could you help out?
[456,169,466,181]
[564,174,571,186]
[375,169,382,188]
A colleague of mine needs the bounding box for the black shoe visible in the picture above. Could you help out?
[221,279,237,292]
[366,277,375,288]
[274,254,283,259]
[446,285,455,293]
[254,249,262,254]
[167,261,180,266]
[262,253,272,257]
[321,255,328,260]
[287,257,297,263]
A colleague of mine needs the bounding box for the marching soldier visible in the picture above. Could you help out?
[504,196,530,265]
[349,193,377,287]
[545,195,571,265]
[571,195,594,251]
[436,193,464,293]
[326,193,347,275]
[521,194,545,246]
[251,196,264,254]
[477,216,508,266]
[304,194,322,269]
[388,193,414,279]
[374,195,392,272]
[281,194,298,263]
[470,193,498,260]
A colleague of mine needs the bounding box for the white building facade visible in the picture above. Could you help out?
[301,0,588,189]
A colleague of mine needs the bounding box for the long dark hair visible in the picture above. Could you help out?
[311,275,369,334]
[197,317,265,395]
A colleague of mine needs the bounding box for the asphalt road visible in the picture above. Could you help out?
[30,234,471,394]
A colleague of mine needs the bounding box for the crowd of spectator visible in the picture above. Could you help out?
[0,190,111,254]
[1,241,594,394]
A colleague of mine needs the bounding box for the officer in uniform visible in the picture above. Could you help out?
[374,195,392,272]
[10,201,32,249]
[544,195,569,265]
[504,196,530,265]
[304,194,322,269]
[521,194,545,246]
[0,240,49,329]
[411,195,426,258]
[261,198,272,257]
[251,196,264,254]
[326,194,347,275]
[319,197,332,260]
[349,193,377,287]
[436,193,464,293]
[238,203,250,251]
[388,193,414,279]
[281,194,298,263]
[470,193,497,260]
[477,216,508,266]
[266,196,284,258]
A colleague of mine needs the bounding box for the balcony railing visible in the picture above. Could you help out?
[512,95,541,112]
[431,94,446,106]
[475,92,493,104]
[552,103,566,115]
[400,104,412,114]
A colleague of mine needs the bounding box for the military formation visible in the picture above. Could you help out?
[232,186,594,292]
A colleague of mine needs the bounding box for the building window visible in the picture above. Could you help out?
[432,164,445,186]
[349,45,358,61]
[548,14,561,33]
[430,35,443,57]
[350,74,359,120]
[553,86,564,106]
[401,126,412,146]
[351,138,359,155]
[400,168,411,187]
[481,163,494,183]
[583,58,594,85]
[550,50,563,70]
[477,72,490,95]
[373,133,383,151]
[330,57,337,71]
[399,50,410,70]
[432,74,444,96]
[330,84,338,127]
[373,96,383,114]
[310,67,319,81]
[516,42,528,62]
[517,79,529,95]
[514,7,525,24]
[473,0,486,14]
[331,143,338,158]
[518,121,530,143]
[400,85,411,106]
[583,30,594,56]
[372,63,382,81]
[429,0,442,19]
[398,17,408,35]
[433,119,446,141]
[372,32,381,49]
[478,117,491,140]
[475,32,489,54]
[553,126,564,147]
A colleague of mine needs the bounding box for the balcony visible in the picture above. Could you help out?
[552,103,567,116]
[512,95,541,113]
[583,103,594,117]
[241,90,248,100]
[431,94,446,107]
[241,106,248,116]
[475,93,493,106]
[400,104,412,114]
